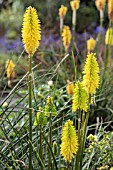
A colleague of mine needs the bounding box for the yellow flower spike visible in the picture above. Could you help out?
[105,28,113,45]
[60,119,78,162]
[59,5,67,19]
[6,60,15,79]
[66,80,74,95]
[87,37,96,53]
[95,0,106,11]
[82,53,100,95]
[70,0,80,11]
[62,25,72,50]
[22,6,41,55]
[72,81,88,112]
[108,0,113,22]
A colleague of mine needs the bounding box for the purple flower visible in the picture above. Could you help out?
[94,26,106,35]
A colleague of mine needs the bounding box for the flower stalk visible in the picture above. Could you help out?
[34,108,47,169]
[70,0,80,52]
[72,10,76,52]
[95,0,106,51]
[40,125,43,170]
[59,5,67,59]
[28,55,33,170]
[101,22,112,88]
[66,162,70,170]
[75,95,91,170]
[48,113,52,169]
[45,96,57,169]
[78,109,81,142]
[96,15,103,50]
[79,94,91,170]
[71,51,77,81]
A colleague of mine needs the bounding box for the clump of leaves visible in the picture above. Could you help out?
[84,129,113,169]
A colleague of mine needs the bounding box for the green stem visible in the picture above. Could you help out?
[75,110,81,170]
[72,10,79,55]
[74,110,81,170]
[101,21,112,89]
[96,16,103,51]
[40,125,43,170]
[29,55,33,170]
[79,94,91,170]
[71,51,77,82]
[66,162,69,170]
[71,11,79,79]
[50,113,52,147]
[78,109,81,142]
[60,26,63,60]
[48,113,52,169]
[101,44,109,88]
[72,9,76,53]
[72,23,76,53]
[64,50,68,81]
[55,26,63,90]
[75,149,80,170]
[75,95,91,170]
[81,112,85,129]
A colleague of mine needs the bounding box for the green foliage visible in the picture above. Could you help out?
[77,5,98,32]
[85,130,113,169]
[0,0,24,34]
[0,0,100,34]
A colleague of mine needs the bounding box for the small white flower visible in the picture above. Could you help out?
[48,80,53,87]
[56,102,59,106]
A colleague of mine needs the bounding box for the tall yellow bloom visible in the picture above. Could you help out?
[108,0,113,22]
[62,26,72,50]
[87,37,96,53]
[70,0,80,11]
[95,0,106,11]
[72,81,88,112]
[59,5,67,19]
[60,120,78,162]
[66,80,74,95]
[22,6,41,55]
[6,60,15,79]
[105,28,113,45]
[83,53,100,95]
